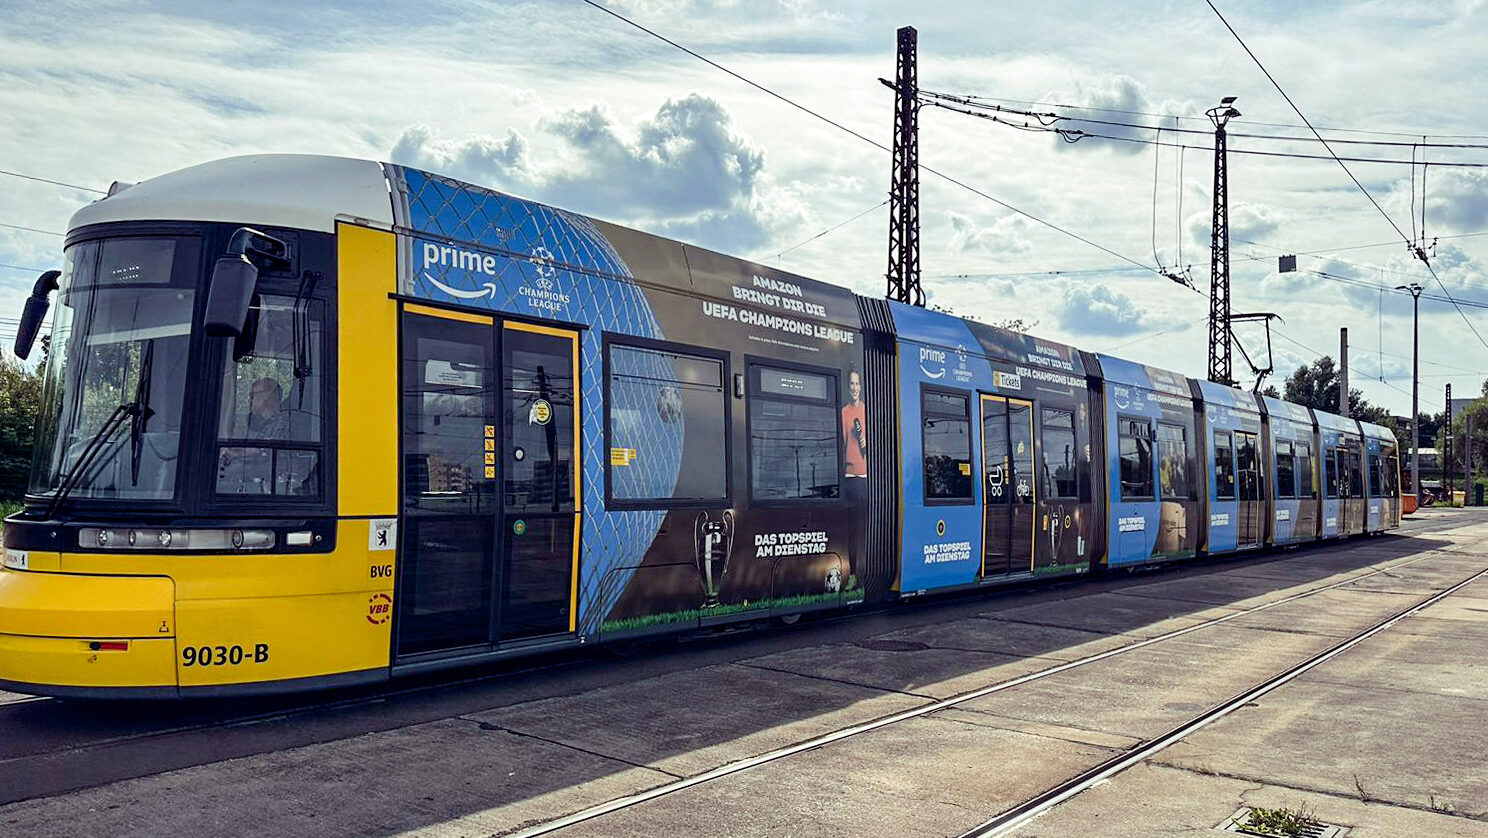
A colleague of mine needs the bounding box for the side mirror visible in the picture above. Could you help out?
[14,270,60,360]
[203,254,259,337]
[203,227,289,338]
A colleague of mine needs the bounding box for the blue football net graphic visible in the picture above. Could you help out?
[392,166,679,633]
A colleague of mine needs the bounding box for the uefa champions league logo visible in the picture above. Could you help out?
[530,246,557,279]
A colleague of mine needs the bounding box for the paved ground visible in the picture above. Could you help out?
[1,507,1485,837]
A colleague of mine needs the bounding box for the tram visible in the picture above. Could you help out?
[0,155,1401,697]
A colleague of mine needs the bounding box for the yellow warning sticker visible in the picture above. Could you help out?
[484,424,495,438]
[610,447,638,466]
[484,452,495,465]
[484,466,496,478]
[484,438,495,451]
[958,462,971,476]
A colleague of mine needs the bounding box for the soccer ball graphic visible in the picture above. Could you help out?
[825,566,842,593]
[656,385,683,424]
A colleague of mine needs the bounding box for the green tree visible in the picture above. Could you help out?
[0,356,43,502]
[1280,356,1389,423]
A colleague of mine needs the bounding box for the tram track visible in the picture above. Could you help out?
[959,559,1488,837]
[0,516,1463,810]
[498,533,1479,838]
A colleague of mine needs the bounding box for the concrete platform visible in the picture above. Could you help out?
[1,508,1485,837]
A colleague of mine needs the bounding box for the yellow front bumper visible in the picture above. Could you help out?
[0,569,176,690]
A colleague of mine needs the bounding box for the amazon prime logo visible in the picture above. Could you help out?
[918,345,946,379]
[421,241,499,300]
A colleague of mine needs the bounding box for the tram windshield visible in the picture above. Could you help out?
[30,236,200,503]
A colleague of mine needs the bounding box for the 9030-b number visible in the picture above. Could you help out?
[181,644,269,667]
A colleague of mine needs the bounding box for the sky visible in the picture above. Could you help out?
[2,0,1486,417]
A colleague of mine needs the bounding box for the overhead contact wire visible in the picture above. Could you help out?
[576,0,1173,283]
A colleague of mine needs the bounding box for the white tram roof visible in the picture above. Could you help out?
[1359,421,1396,443]
[70,154,394,235]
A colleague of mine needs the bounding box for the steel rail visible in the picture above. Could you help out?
[960,559,1488,837]
[498,536,1458,838]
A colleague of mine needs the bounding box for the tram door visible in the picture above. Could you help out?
[497,321,580,641]
[396,308,580,659]
[397,308,499,657]
[981,395,1035,577]
[1334,447,1351,533]
[1236,431,1261,547]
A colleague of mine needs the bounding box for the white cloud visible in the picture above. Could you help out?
[390,125,536,189]
[1,0,1485,414]
[1043,75,1195,156]
[1057,282,1151,336]
[944,210,1034,255]
[390,95,803,254]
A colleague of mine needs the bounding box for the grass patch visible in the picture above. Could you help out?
[602,589,855,634]
[1231,804,1320,836]
[1034,562,1088,576]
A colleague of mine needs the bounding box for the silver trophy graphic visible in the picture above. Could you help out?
[694,509,734,607]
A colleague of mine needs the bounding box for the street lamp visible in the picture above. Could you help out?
[1396,282,1423,500]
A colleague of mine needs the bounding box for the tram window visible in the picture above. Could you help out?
[1276,439,1296,498]
[1237,433,1260,502]
[1296,442,1316,498]
[215,296,324,497]
[1325,449,1340,498]
[1009,402,1034,505]
[1157,422,1191,500]
[1214,430,1236,500]
[607,343,727,504]
[1118,417,1154,501]
[1368,454,1382,496]
[1348,452,1365,498]
[218,296,323,442]
[1041,409,1077,499]
[1385,454,1399,496]
[748,366,839,501]
[922,389,973,502]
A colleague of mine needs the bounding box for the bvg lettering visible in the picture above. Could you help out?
[371,564,394,579]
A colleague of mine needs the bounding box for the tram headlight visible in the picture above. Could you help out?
[78,527,277,552]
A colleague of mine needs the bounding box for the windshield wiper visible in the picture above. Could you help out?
[47,342,157,515]
[46,403,134,518]
[128,341,156,485]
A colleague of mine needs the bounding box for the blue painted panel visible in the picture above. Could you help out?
[1266,413,1313,544]
[893,304,987,593]
[1197,381,1261,554]
[390,166,670,636]
[1096,354,1196,567]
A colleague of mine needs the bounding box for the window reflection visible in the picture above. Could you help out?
[923,390,972,501]
[215,295,324,497]
[749,367,839,501]
[608,344,727,503]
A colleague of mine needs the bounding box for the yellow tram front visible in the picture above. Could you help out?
[1,156,402,697]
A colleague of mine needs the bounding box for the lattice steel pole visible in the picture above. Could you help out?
[1207,97,1240,385]
[886,25,922,307]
